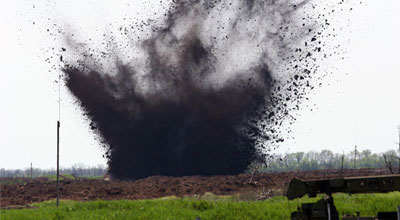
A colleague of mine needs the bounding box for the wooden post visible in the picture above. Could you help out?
[57,121,60,207]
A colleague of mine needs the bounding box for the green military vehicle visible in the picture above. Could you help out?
[286,175,400,220]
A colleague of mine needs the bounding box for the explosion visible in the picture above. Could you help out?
[63,0,318,179]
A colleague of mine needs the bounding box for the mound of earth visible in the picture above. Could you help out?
[0,168,390,208]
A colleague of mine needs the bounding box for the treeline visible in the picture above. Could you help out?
[263,149,400,173]
[0,164,107,178]
[2,149,399,178]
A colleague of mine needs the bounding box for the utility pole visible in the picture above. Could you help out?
[397,125,400,174]
[340,151,344,176]
[30,163,33,179]
[398,125,400,151]
[354,145,357,169]
[56,121,60,207]
[56,69,61,207]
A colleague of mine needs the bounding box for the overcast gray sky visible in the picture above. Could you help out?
[1,0,399,169]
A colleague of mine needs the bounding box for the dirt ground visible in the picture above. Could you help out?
[0,168,391,208]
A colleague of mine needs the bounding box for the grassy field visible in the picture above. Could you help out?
[44,174,104,181]
[43,174,76,181]
[0,178,28,185]
[1,192,399,220]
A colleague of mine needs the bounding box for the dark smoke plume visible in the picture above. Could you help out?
[63,0,315,179]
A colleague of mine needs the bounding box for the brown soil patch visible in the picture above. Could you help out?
[0,168,390,208]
